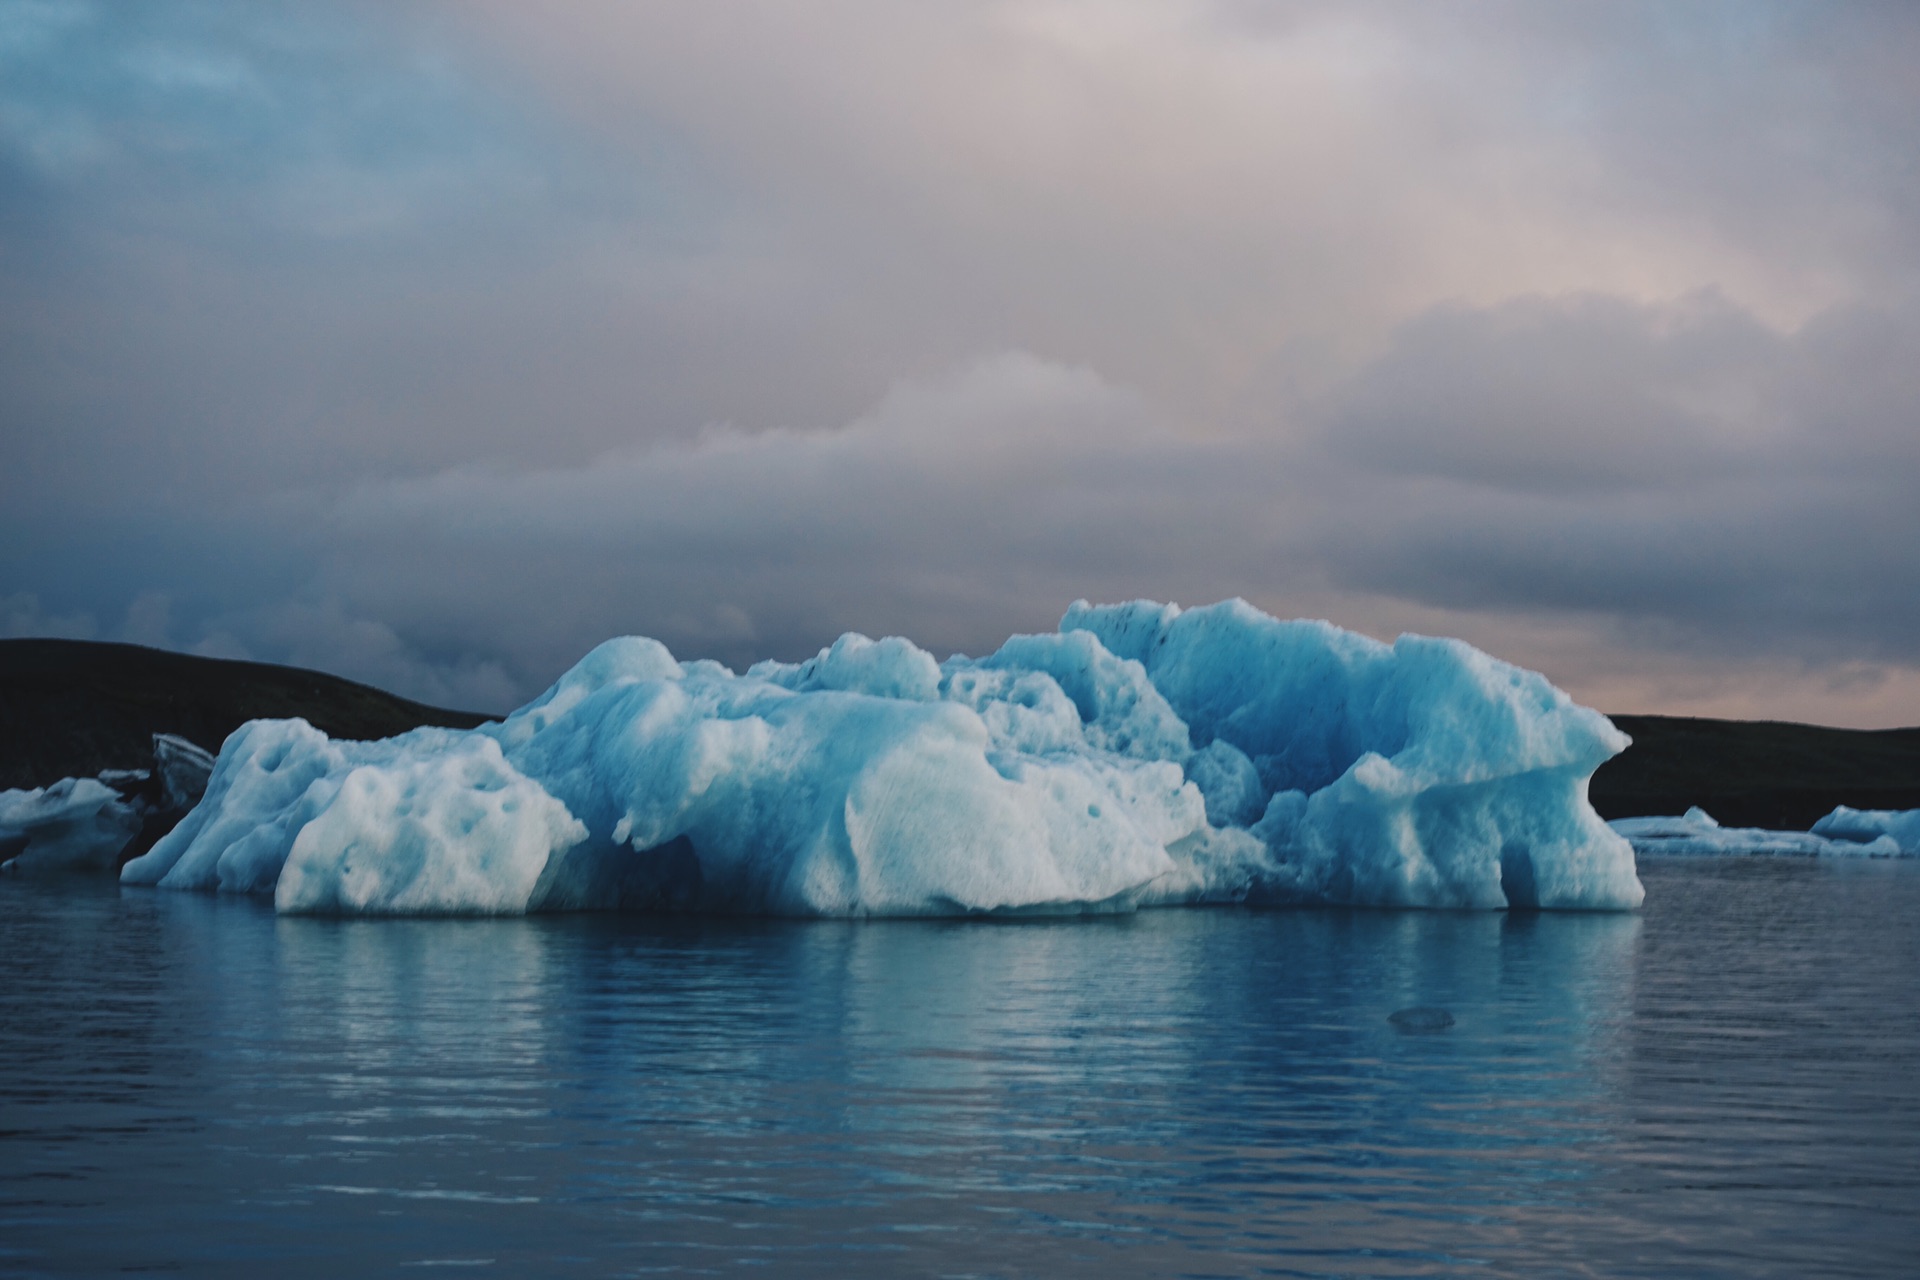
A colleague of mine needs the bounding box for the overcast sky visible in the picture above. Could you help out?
[3,0,1918,724]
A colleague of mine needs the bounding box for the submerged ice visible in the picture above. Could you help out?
[122,600,1646,916]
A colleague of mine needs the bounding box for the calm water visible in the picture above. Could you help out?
[2,860,1916,1278]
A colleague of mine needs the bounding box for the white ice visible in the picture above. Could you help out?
[123,599,1645,915]
[0,777,143,874]
[1611,807,1905,857]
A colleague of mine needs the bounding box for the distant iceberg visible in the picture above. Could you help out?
[1810,806,1920,855]
[122,600,1645,916]
[1612,806,1915,858]
[0,777,143,875]
[1,734,215,876]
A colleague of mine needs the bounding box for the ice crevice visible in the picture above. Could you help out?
[121,599,1647,915]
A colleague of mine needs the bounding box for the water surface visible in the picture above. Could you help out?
[2,859,1916,1277]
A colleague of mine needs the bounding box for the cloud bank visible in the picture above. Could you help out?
[3,1,1918,724]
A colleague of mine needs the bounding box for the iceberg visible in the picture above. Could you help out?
[122,599,1645,916]
[0,733,217,877]
[1611,807,1907,858]
[1809,806,1920,855]
[0,777,144,874]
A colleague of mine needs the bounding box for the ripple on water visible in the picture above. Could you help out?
[1,861,1917,1277]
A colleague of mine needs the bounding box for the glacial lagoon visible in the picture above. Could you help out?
[3,857,1916,1278]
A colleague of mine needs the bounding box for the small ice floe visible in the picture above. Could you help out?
[1610,807,1905,858]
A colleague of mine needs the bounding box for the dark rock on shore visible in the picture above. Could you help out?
[1591,714,1920,830]
[0,639,490,793]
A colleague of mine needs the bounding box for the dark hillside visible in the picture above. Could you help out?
[5,640,1917,832]
[1591,714,1920,829]
[0,639,490,791]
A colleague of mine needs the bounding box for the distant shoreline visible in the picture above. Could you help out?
[0,638,488,792]
[5,637,1916,830]
[1591,713,1920,830]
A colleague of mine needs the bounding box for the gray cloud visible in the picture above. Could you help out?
[4,1,1920,724]
[1315,292,1920,664]
[272,354,1300,697]
[1323,292,1786,494]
